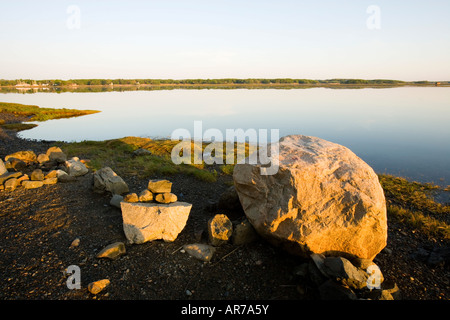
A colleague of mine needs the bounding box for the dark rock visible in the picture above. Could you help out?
[318,280,357,300]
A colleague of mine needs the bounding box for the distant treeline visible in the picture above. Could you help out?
[0,78,444,87]
[0,78,434,86]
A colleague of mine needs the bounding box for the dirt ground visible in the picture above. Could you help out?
[0,127,449,304]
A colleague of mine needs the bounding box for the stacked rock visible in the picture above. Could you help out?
[0,147,88,191]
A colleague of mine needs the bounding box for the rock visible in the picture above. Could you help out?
[45,170,58,179]
[110,194,124,208]
[147,179,172,193]
[124,193,139,203]
[37,153,50,164]
[22,180,44,189]
[233,134,387,260]
[56,170,75,183]
[5,150,36,164]
[138,189,154,202]
[155,192,177,204]
[207,214,233,246]
[65,158,88,177]
[96,242,126,260]
[4,178,19,191]
[121,201,192,244]
[43,177,58,185]
[231,218,259,245]
[17,174,29,185]
[318,280,357,300]
[93,167,129,195]
[6,158,27,172]
[218,186,244,213]
[0,172,22,185]
[183,243,216,262]
[70,238,80,248]
[46,146,67,163]
[310,253,329,278]
[88,279,110,295]
[0,159,7,176]
[133,148,152,157]
[322,256,368,290]
[31,169,44,181]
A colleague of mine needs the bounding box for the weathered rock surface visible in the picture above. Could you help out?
[233,135,387,260]
[207,214,233,246]
[93,167,129,195]
[121,201,192,244]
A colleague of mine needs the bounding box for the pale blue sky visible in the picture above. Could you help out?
[1,0,449,80]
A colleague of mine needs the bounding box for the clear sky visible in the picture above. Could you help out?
[1,0,449,81]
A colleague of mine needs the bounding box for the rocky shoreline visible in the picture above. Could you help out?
[0,126,449,301]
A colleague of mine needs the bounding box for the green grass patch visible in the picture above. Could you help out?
[59,136,255,183]
[0,102,99,121]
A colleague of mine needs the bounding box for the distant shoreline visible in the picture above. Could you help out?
[1,81,449,94]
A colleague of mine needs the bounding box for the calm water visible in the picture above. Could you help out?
[1,87,449,185]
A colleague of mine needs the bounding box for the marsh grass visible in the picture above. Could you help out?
[379,174,450,239]
[60,136,254,183]
[0,102,99,122]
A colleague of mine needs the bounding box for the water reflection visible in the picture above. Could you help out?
[0,87,449,185]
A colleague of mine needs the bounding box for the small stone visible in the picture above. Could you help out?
[17,174,29,185]
[88,279,110,295]
[37,153,50,164]
[6,158,27,172]
[207,214,233,246]
[4,178,19,191]
[22,180,44,189]
[0,172,22,185]
[65,159,88,177]
[46,146,67,163]
[96,242,126,260]
[138,189,154,202]
[183,243,216,262]
[45,170,58,179]
[155,192,177,204]
[5,150,37,164]
[110,194,124,208]
[70,238,80,248]
[124,193,139,203]
[147,179,172,193]
[31,169,45,181]
[323,257,368,290]
[43,177,58,185]
[231,218,258,245]
[55,169,75,183]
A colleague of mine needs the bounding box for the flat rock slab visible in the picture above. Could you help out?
[121,201,192,244]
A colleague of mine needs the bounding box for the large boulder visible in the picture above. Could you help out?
[93,167,129,195]
[233,135,387,260]
[121,201,192,244]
